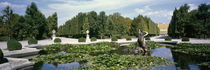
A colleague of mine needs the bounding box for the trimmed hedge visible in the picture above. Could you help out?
[111,37,118,41]
[54,38,61,43]
[7,40,22,51]
[165,37,172,41]
[182,37,189,41]
[91,37,97,41]
[0,49,3,63]
[126,37,131,41]
[28,38,38,45]
[79,38,86,42]
[145,37,150,40]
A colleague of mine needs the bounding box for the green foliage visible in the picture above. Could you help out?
[0,2,57,41]
[33,53,89,63]
[28,38,38,45]
[47,12,58,37]
[91,37,97,41]
[146,41,163,49]
[7,40,22,51]
[131,15,160,36]
[0,49,3,63]
[54,38,61,43]
[87,54,172,69]
[111,37,118,41]
[171,43,210,56]
[57,11,159,38]
[43,44,74,54]
[41,42,119,54]
[78,38,86,42]
[67,44,113,53]
[25,2,49,39]
[182,37,189,41]
[168,3,210,38]
[126,37,131,41]
[145,37,150,40]
[128,43,136,48]
[165,37,172,41]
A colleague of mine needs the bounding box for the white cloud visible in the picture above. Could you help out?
[188,4,198,11]
[135,6,173,20]
[0,2,25,9]
[135,6,151,14]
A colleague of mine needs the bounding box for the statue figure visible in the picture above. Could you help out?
[136,29,150,52]
[86,30,91,43]
[52,29,56,40]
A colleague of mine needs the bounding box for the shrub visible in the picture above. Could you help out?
[0,49,3,63]
[78,38,86,42]
[165,37,172,41]
[111,37,118,41]
[54,38,61,43]
[126,37,131,41]
[116,36,122,39]
[91,37,97,41]
[7,40,22,51]
[145,37,150,40]
[182,37,189,41]
[28,38,38,45]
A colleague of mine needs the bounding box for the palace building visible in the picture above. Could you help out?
[157,24,169,35]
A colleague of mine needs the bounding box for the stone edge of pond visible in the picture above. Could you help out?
[0,58,34,70]
[3,48,40,58]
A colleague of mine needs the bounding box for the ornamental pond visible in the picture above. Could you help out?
[19,42,209,70]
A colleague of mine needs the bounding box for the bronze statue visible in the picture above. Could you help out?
[136,29,150,53]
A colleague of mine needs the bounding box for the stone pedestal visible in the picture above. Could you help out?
[86,30,91,43]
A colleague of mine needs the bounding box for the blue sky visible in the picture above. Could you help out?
[0,0,209,26]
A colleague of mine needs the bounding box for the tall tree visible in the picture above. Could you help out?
[2,6,13,40]
[98,11,107,38]
[25,2,48,39]
[197,4,210,38]
[47,12,58,37]
[82,17,89,34]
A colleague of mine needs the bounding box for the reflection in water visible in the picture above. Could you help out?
[151,47,174,62]
[43,62,81,70]
[31,62,81,70]
[151,47,209,70]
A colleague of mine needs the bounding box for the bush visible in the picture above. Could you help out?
[165,37,172,41]
[145,37,150,40]
[91,37,97,41]
[79,38,86,42]
[111,37,118,41]
[7,40,22,51]
[54,38,61,43]
[182,37,189,41]
[28,38,38,45]
[0,48,7,64]
[126,37,131,41]
[0,49,3,63]
[116,36,122,39]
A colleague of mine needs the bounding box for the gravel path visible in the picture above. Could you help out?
[0,37,138,49]
[150,35,210,44]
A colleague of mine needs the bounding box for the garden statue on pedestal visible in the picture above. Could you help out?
[86,30,91,43]
[52,29,56,40]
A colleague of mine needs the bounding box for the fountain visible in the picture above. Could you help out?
[136,29,150,53]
